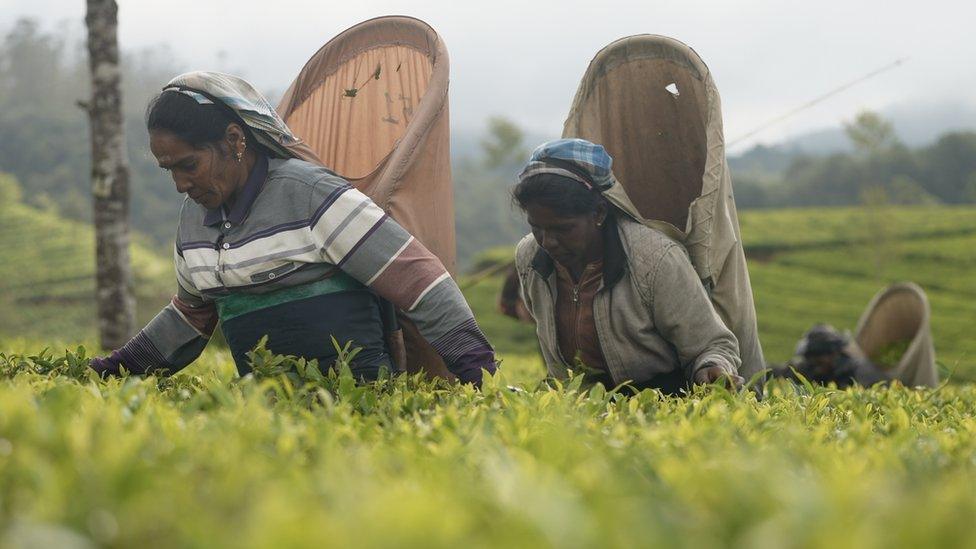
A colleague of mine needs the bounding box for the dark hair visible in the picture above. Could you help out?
[146,90,254,151]
[512,173,607,216]
[798,324,849,357]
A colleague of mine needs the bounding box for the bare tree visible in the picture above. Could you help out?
[83,0,134,349]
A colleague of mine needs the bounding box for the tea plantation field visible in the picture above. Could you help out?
[740,206,976,375]
[1,346,975,548]
[0,194,172,340]
[2,200,976,547]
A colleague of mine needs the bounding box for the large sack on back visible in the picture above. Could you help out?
[278,16,454,379]
[855,282,939,388]
[563,34,766,379]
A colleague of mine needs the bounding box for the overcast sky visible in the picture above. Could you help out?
[3,0,974,151]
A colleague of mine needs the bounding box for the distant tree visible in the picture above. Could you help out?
[84,0,134,349]
[0,18,186,248]
[887,175,939,206]
[837,113,924,279]
[0,19,82,115]
[480,116,527,171]
[845,111,899,156]
[918,132,976,204]
[730,177,770,209]
[0,18,89,218]
[967,173,976,203]
[452,117,533,268]
[784,153,863,206]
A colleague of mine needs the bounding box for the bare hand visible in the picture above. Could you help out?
[694,365,744,389]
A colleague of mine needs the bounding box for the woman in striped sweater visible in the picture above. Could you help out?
[90,72,495,385]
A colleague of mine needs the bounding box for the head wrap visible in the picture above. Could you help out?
[517,138,617,191]
[516,138,685,243]
[162,71,317,162]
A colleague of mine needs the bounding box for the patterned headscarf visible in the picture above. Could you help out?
[516,138,686,244]
[163,71,306,160]
[517,138,617,191]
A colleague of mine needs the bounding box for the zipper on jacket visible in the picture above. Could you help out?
[571,266,592,359]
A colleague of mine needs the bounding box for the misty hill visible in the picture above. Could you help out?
[731,100,976,178]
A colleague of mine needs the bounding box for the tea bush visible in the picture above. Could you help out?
[1,345,975,548]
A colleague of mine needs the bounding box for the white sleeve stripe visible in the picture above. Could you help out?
[321,198,372,251]
[365,236,414,285]
[408,272,451,312]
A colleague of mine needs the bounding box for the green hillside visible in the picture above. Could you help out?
[0,179,173,344]
[747,206,975,375]
[462,205,976,378]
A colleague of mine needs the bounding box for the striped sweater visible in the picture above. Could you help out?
[94,156,495,383]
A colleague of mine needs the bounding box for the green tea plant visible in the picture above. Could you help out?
[1,344,975,548]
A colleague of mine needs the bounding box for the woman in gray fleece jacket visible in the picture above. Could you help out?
[512,139,743,394]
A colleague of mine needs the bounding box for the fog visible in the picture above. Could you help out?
[3,0,974,149]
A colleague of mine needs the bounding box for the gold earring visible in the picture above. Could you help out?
[236,150,243,162]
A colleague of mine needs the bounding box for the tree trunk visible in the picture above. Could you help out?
[84,0,134,349]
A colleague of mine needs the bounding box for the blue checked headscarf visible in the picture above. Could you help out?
[517,138,687,244]
[517,138,618,191]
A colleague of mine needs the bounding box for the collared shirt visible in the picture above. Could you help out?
[107,156,495,383]
[202,154,269,227]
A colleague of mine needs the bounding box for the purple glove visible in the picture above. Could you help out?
[89,350,126,377]
[453,352,498,388]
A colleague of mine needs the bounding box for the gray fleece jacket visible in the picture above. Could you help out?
[515,215,741,385]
